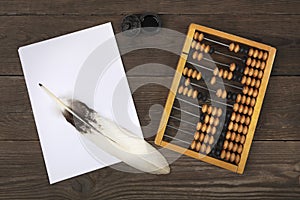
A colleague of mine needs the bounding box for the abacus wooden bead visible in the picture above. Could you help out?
[192,90,198,99]
[217,108,223,117]
[246,96,251,105]
[200,143,206,153]
[183,87,189,95]
[236,94,242,103]
[249,68,254,76]
[196,72,202,80]
[198,33,204,41]
[238,104,244,113]
[210,76,216,85]
[238,124,243,133]
[213,68,219,76]
[232,143,238,152]
[196,122,202,130]
[223,70,229,79]
[237,144,243,154]
[263,52,268,61]
[178,85,184,94]
[244,67,249,75]
[204,115,210,124]
[240,115,246,124]
[229,63,236,71]
[251,59,256,67]
[250,98,256,107]
[218,68,224,78]
[221,90,227,99]
[230,152,236,163]
[241,95,246,104]
[202,104,208,113]
[190,140,196,149]
[196,141,201,151]
[255,60,261,69]
[235,133,241,143]
[235,154,241,164]
[204,134,210,143]
[195,42,201,50]
[227,71,233,80]
[231,112,236,121]
[258,70,263,79]
[187,68,193,77]
[192,70,198,78]
[241,76,247,84]
[194,131,200,140]
[209,116,215,125]
[216,89,222,97]
[253,69,259,78]
[248,87,254,96]
[197,53,203,61]
[242,126,248,135]
[212,107,217,116]
[228,141,234,151]
[187,88,193,97]
[250,78,256,87]
[226,131,231,140]
[258,51,263,59]
[225,151,231,160]
[233,103,239,112]
[253,89,258,98]
[199,132,205,142]
[200,44,205,51]
[240,135,246,144]
[243,106,249,115]
[228,121,234,130]
[260,61,266,70]
[231,132,236,141]
[194,32,199,40]
[253,49,259,58]
[220,150,226,159]
[211,126,217,135]
[192,51,198,60]
[243,86,249,95]
[235,113,241,122]
[234,44,240,53]
[204,45,210,53]
[208,106,213,115]
[255,79,261,88]
[248,48,254,57]
[229,43,235,51]
[206,125,212,134]
[246,57,252,66]
[191,40,197,49]
[233,122,239,132]
[209,135,215,145]
[245,116,251,125]
[183,67,188,75]
[206,145,211,154]
[201,123,207,132]
[248,107,253,116]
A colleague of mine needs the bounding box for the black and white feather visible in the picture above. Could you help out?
[39,83,170,174]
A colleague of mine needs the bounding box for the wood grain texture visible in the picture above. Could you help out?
[0,141,299,199]
[0,0,299,199]
[0,15,299,75]
[0,0,299,15]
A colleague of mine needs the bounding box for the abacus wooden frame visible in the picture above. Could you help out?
[154,23,276,174]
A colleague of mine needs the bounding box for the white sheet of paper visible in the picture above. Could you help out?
[18,22,143,184]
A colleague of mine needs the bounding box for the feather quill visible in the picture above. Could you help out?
[39,83,170,174]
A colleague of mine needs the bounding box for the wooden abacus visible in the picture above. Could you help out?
[155,23,276,173]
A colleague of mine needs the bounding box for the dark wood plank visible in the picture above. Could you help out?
[0,15,299,76]
[0,141,299,199]
[0,0,299,15]
[0,76,299,141]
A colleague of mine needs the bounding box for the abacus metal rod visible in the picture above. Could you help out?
[167,124,194,136]
[163,135,191,145]
[203,57,230,68]
[188,60,214,72]
[209,98,233,108]
[189,81,216,93]
[176,96,203,109]
[214,50,243,61]
[172,106,199,118]
[169,115,197,126]
[216,80,243,90]
[204,37,229,48]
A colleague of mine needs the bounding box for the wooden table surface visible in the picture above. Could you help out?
[0,0,299,199]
